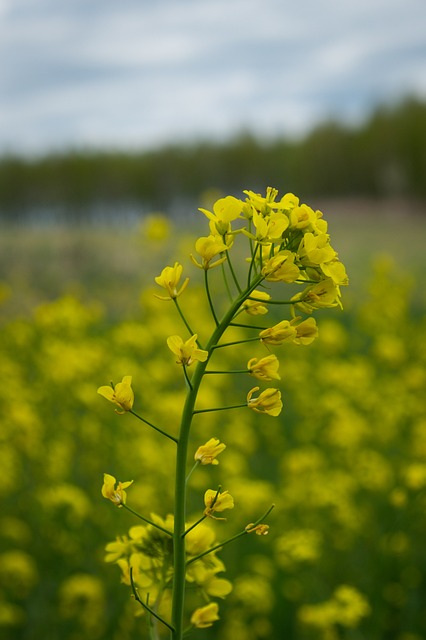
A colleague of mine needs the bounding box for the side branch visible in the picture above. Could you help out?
[130,410,178,444]
[130,568,175,632]
[186,504,275,567]
[122,504,174,537]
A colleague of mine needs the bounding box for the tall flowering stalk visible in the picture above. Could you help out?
[98,188,348,639]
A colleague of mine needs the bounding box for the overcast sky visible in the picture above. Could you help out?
[1,0,425,155]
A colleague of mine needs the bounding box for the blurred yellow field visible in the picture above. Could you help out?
[1,196,425,640]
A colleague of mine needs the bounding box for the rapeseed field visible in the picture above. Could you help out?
[1,195,425,640]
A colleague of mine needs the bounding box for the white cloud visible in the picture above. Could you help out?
[0,0,425,153]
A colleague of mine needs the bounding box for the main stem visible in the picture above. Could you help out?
[170,273,263,640]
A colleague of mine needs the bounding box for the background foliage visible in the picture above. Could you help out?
[1,205,426,639]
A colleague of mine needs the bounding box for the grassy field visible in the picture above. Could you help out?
[1,197,426,640]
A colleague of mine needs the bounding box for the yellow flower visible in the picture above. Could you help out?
[195,438,226,465]
[187,561,233,598]
[247,386,282,417]
[289,203,317,229]
[190,235,229,270]
[259,320,297,345]
[244,187,298,214]
[245,523,270,536]
[154,262,189,300]
[185,522,216,557]
[293,317,319,345]
[321,259,349,286]
[102,473,133,507]
[97,376,134,413]
[298,232,337,265]
[259,318,318,346]
[291,278,342,313]
[245,209,289,243]
[248,354,281,381]
[104,537,133,563]
[190,602,220,629]
[242,290,271,315]
[262,250,300,283]
[199,195,243,235]
[204,489,234,519]
[167,334,208,366]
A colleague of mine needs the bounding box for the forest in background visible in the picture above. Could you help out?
[0,96,425,223]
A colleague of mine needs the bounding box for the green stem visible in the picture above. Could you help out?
[229,322,269,330]
[182,514,207,538]
[204,369,248,375]
[186,504,275,567]
[173,298,196,338]
[211,336,261,349]
[204,269,219,326]
[171,273,264,640]
[247,239,259,288]
[182,365,193,391]
[122,504,174,536]
[129,410,178,444]
[223,236,242,294]
[185,461,199,485]
[247,296,293,304]
[221,258,234,302]
[192,404,247,415]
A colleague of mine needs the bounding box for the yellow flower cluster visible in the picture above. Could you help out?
[96,188,351,635]
[104,508,233,629]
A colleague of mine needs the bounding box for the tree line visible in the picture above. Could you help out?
[0,97,425,222]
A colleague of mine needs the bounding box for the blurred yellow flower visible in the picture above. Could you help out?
[185,522,216,557]
[204,489,234,519]
[187,561,233,598]
[248,354,281,381]
[195,437,226,465]
[97,376,134,413]
[141,213,171,241]
[298,584,371,630]
[101,473,133,507]
[167,334,208,366]
[104,537,133,563]
[190,602,220,628]
[247,386,282,416]
[246,523,270,536]
[154,262,189,300]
